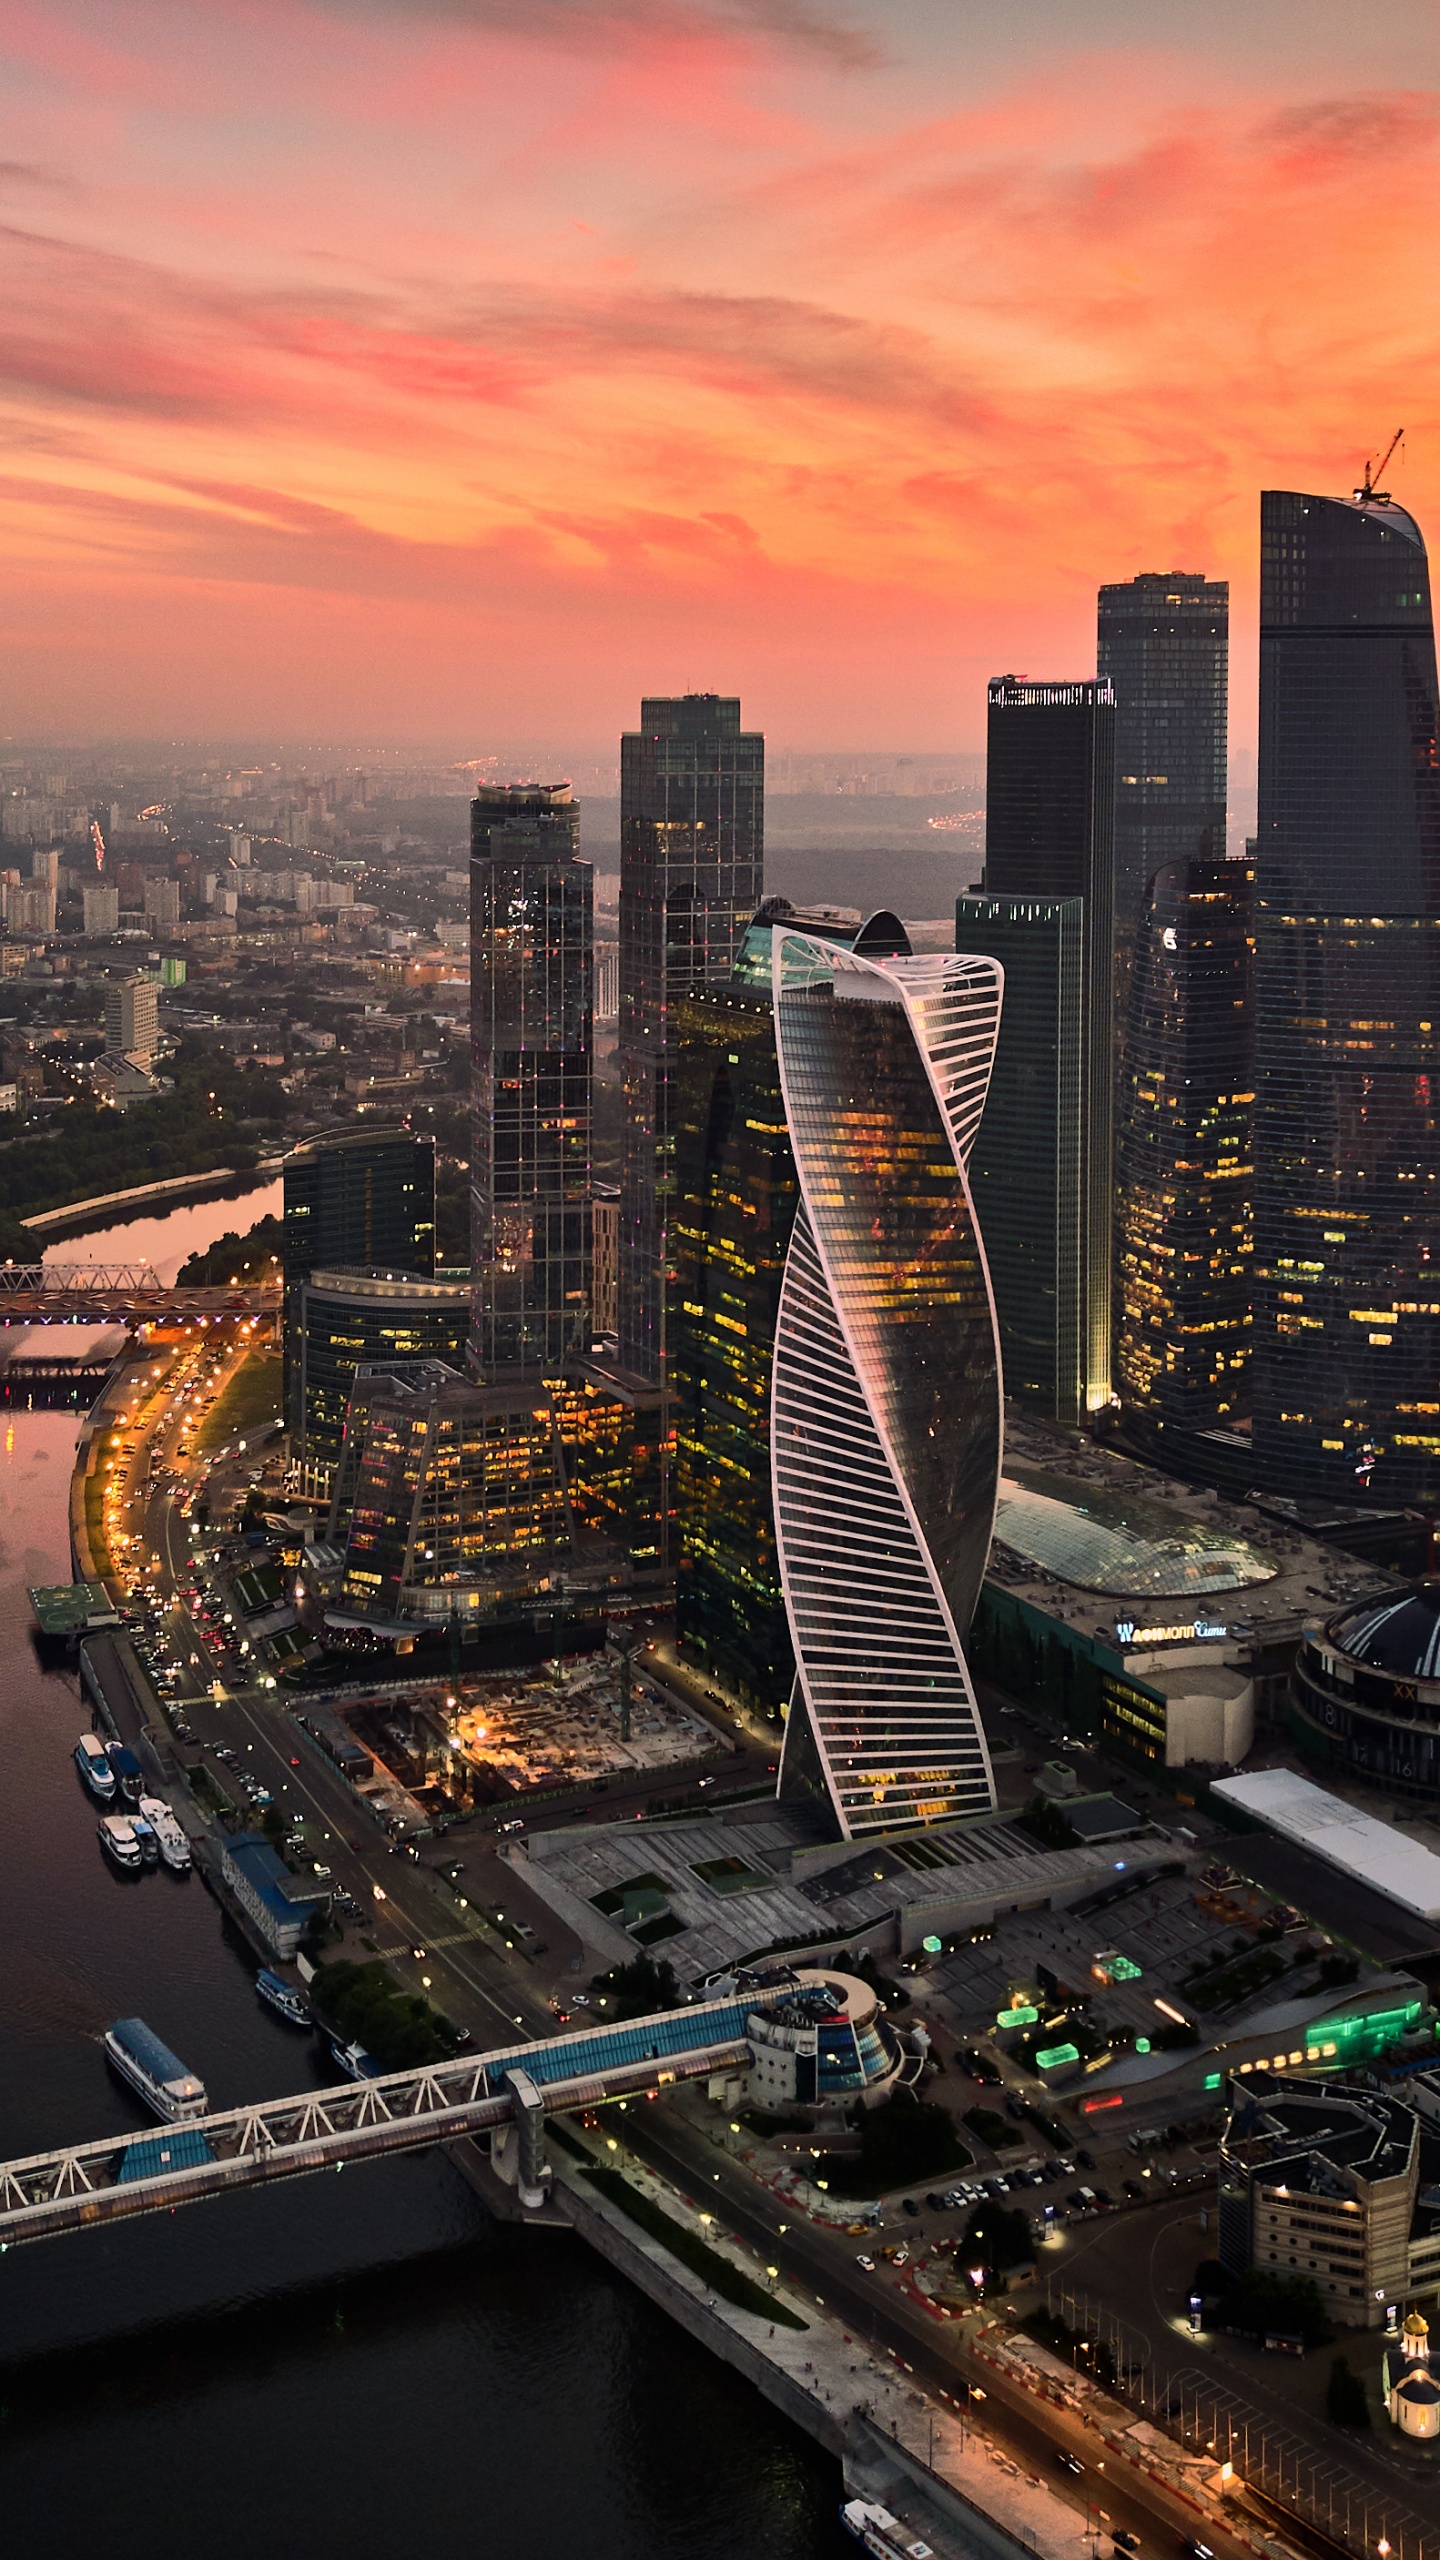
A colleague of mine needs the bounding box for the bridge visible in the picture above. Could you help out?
[0,1263,277,1320]
[0,1992,777,2247]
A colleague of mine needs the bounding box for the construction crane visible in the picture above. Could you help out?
[1356,428,1404,505]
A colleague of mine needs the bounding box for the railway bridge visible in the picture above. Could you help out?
[0,1992,779,2247]
[0,1262,277,1321]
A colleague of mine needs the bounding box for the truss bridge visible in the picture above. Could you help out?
[0,1993,776,2247]
[0,1263,278,1320]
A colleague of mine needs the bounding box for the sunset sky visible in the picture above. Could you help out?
[2,0,1438,750]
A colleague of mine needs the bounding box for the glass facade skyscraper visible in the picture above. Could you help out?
[1115,858,1254,1446]
[618,694,763,1384]
[669,899,908,1717]
[1253,487,1440,1505]
[771,935,1002,1839]
[979,676,1116,1412]
[954,893,1086,1422]
[294,1268,471,1489]
[282,1126,436,1444]
[469,782,592,1381]
[1098,572,1229,979]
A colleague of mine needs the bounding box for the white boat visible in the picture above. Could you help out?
[329,2037,383,2081]
[76,1734,116,1800]
[138,1795,192,1872]
[104,2018,207,2121]
[98,1814,143,1870]
[255,1969,311,2028]
[841,2503,933,2560]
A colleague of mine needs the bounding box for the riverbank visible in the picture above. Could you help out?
[27,1157,287,1242]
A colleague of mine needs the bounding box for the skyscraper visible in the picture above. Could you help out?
[977,675,1116,1411]
[103,973,159,1067]
[954,893,1086,1421]
[1114,858,1254,1447]
[670,899,908,1716]
[1098,572,1229,981]
[617,694,763,1383]
[469,783,592,1380]
[282,1126,435,1442]
[771,933,1003,1839]
[1252,484,1440,1505]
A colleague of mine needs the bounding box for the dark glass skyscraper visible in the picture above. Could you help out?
[1098,572,1229,979]
[282,1126,436,1443]
[954,893,1085,1422]
[1115,858,1253,1446]
[469,783,592,1381]
[978,676,1116,1411]
[1252,487,1440,1505]
[618,694,763,1384]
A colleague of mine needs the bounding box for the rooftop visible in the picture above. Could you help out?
[1212,1768,1440,1922]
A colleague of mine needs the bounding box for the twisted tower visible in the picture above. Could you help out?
[771,936,1004,1838]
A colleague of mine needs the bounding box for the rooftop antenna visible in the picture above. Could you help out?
[1356,428,1404,505]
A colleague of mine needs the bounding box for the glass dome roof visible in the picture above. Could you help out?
[991,1464,1278,1598]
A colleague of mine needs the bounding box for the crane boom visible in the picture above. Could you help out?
[1357,428,1404,504]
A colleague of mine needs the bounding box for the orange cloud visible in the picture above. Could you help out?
[0,4,1436,742]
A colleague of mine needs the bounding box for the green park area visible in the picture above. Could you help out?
[194,1349,283,1454]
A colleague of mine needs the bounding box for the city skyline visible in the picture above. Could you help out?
[0,3,1435,742]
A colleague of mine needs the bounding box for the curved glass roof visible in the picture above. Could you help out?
[992,1464,1278,1598]
[1328,1585,1440,1680]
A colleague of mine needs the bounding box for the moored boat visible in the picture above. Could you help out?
[841,2503,933,2560]
[255,1969,311,2028]
[130,1814,160,1866]
[104,2018,207,2122]
[98,1814,143,1870]
[329,2036,384,2080]
[106,1742,144,1807]
[138,1795,192,1872]
[75,1734,116,1799]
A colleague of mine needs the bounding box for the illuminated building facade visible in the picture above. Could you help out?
[1252,488,1440,1504]
[1115,858,1254,1445]
[329,1359,572,1621]
[617,695,763,1384]
[979,677,1116,1411]
[670,901,908,1714]
[293,1268,471,1494]
[1097,572,1229,982]
[771,933,1002,1837]
[469,782,592,1380]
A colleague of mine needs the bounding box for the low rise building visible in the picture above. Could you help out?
[1219,2073,1440,2328]
[735,1968,902,2114]
[218,1832,330,1960]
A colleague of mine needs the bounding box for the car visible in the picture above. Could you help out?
[855,2253,876,2271]
[1123,2178,1142,2198]
[571,1992,590,2008]
[1076,2148,1096,2170]
[1113,2535,1140,2553]
[411,1945,427,1960]
[926,2192,948,2212]
[289,1754,301,1767]
[498,1818,525,1835]
[1054,2452,1083,2476]
[1180,2544,1214,2560]
[313,1862,332,1879]
[891,2245,909,2268]
[450,2027,472,2046]
[902,2197,920,2217]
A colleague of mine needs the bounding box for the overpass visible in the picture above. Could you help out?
[0,1263,277,1320]
[0,1992,779,2247]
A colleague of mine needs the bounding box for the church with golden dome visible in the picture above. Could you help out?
[1384,2311,1440,2440]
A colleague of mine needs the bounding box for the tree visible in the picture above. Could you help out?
[1326,2355,1371,2428]
[960,2201,1033,2276]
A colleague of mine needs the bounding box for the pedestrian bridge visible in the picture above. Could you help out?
[0,1994,777,2248]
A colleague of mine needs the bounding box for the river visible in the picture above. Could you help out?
[1,1187,848,2560]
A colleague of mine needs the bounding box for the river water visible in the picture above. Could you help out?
[1,1184,847,2560]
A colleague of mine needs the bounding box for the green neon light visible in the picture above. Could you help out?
[922,1935,943,1955]
[997,2004,1040,2028]
[1135,2037,1151,2055]
[1203,2072,1222,2091]
[1110,1956,1143,1982]
[1036,2042,1080,2071]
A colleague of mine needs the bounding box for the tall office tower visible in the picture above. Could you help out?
[294,1268,471,1496]
[979,676,1117,1411]
[1097,572,1229,980]
[771,931,1003,1839]
[617,694,763,1383]
[671,899,908,1717]
[1252,484,1440,1505]
[1114,858,1254,1447]
[469,783,592,1380]
[103,972,159,1067]
[282,1126,436,1442]
[954,894,1086,1421]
